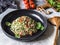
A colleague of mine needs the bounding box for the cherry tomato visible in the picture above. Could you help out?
[25,3,29,6]
[25,6,30,9]
[29,1,34,5]
[24,1,28,4]
[23,0,31,9]
[25,3,30,9]
[30,4,35,9]
[30,0,34,1]
[23,0,28,1]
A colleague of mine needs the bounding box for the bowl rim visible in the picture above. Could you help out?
[1,9,47,41]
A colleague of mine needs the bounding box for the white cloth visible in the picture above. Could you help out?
[0,8,60,45]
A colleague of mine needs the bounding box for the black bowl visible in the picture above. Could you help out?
[1,9,47,41]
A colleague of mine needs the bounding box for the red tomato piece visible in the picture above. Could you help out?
[30,4,35,9]
[25,4,30,9]
[23,0,28,1]
[29,1,34,5]
[25,6,30,9]
[23,1,28,4]
[30,0,34,1]
[25,3,30,6]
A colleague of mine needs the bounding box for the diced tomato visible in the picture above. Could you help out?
[19,18,24,22]
[19,32,22,35]
[25,22,29,28]
[19,32,23,37]
[26,18,29,22]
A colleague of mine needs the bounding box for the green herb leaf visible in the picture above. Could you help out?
[48,0,60,12]
[56,8,60,10]
[52,2,56,6]
[56,5,60,8]
[56,2,60,5]
[48,0,54,6]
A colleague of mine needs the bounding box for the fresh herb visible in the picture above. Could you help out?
[56,5,60,8]
[47,0,60,12]
[48,0,55,6]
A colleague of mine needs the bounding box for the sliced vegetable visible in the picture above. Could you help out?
[36,22,41,29]
[41,26,44,30]
[5,22,11,26]
[36,22,44,30]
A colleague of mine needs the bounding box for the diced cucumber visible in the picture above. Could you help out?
[5,22,11,26]
[36,22,44,31]
[40,26,44,30]
[36,22,41,29]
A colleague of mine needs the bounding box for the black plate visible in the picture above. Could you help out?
[1,9,47,41]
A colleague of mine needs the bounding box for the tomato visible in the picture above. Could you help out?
[29,1,34,5]
[30,0,34,1]
[23,1,28,4]
[25,4,30,9]
[23,0,28,1]
[29,0,36,9]
[30,4,35,9]
[25,3,29,6]
[25,6,30,9]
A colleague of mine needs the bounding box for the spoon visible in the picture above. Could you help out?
[48,16,60,45]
